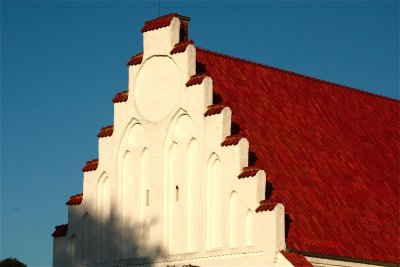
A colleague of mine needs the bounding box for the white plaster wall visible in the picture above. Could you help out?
[54,16,290,267]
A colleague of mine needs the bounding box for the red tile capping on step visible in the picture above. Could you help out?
[141,13,178,32]
[127,53,143,66]
[204,104,226,117]
[66,193,83,206]
[52,224,68,237]
[255,200,279,213]
[97,125,113,138]
[186,73,207,87]
[281,251,313,267]
[170,40,194,54]
[82,159,98,172]
[238,166,261,178]
[221,135,244,146]
[112,90,128,103]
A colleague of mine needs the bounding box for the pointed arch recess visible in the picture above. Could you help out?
[230,191,239,248]
[207,153,222,249]
[96,172,110,261]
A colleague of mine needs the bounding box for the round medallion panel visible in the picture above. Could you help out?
[134,56,180,121]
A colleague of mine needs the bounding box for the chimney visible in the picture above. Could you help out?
[141,13,190,60]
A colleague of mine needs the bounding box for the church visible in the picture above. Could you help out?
[52,13,399,267]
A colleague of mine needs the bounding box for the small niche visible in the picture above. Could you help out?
[146,190,149,206]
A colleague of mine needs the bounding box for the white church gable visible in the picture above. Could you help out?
[53,14,293,267]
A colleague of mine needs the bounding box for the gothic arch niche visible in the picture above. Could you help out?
[163,110,198,254]
[229,191,239,248]
[117,120,148,259]
[187,138,199,252]
[96,172,110,262]
[246,209,254,246]
[140,147,150,253]
[69,234,77,266]
[207,153,223,250]
[83,212,90,264]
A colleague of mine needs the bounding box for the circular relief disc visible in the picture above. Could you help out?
[135,57,180,121]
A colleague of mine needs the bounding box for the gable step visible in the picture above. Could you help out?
[127,52,143,66]
[186,73,207,87]
[255,200,280,213]
[204,104,226,117]
[66,193,83,206]
[221,135,243,146]
[112,90,128,103]
[97,125,114,138]
[238,166,261,178]
[170,40,194,54]
[82,159,98,172]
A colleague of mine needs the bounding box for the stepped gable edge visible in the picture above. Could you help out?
[66,193,83,206]
[82,159,98,172]
[196,47,400,264]
[52,224,68,237]
[113,90,128,103]
[97,125,114,138]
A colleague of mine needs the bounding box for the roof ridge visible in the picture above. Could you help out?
[197,47,399,103]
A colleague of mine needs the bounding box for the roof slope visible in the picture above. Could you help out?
[197,48,400,264]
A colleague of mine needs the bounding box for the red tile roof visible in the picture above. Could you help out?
[221,135,244,146]
[255,200,279,213]
[170,40,194,54]
[127,53,143,66]
[97,125,113,138]
[82,159,98,172]
[141,13,177,32]
[66,193,83,206]
[204,104,226,117]
[112,90,128,103]
[197,48,400,264]
[281,251,313,267]
[186,73,207,87]
[52,224,68,237]
[238,167,261,178]
[141,13,190,33]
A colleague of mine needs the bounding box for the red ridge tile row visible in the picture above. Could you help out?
[52,224,68,237]
[66,193,83,206]
[127,53,143,66]
[141,13,178,32]
[221,135,243,146]
[170,40,194,54]
[112,90,128,103]
[186,73,207,87]
[204,104,226,117]
[255,200,279,213]
[97,125,113,138]
[281,251,313,267]
[82,159,98,172]
[238,166,261,178]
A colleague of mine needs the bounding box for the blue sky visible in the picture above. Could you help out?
[1,1,398,266]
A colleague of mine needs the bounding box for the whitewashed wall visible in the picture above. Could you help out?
[53,16,291,267]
